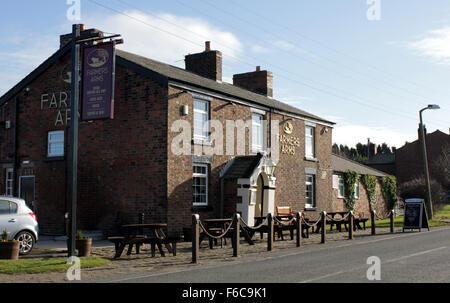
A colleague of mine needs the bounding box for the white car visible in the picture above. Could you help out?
[0,196,39,255]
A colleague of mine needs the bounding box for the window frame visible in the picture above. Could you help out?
[354,178,360,199]
[5,168,13,197]
[305,173,316,209]
[47,130,65,157]
[305,125,315,158]
[192,163,209,207]
[193,99,210,141]
[338,175,345,198]
[251,113,265,153]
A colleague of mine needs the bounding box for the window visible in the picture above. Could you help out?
[193,99,209,140]
[305,126,315,158]
[5,168,13,197]
[305,174,315,208]
[338,176,345,198]
[354,179,360,199]
[0,200,10,215]
[337,175,359,199]
[251,113,264,152]
[48,130,64,157]
[193,164,208,206]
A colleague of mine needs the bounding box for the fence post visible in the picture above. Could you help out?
[296,212,302,247]
[267,213,273,251]
[371,210,376,235]
[348,211,353,240]
[390,210,394,233]
[233,213,240,257]
[192,214,199,264]
[321,211,326,244]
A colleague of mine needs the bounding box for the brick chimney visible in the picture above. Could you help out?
[233,66,273,97]
[59,25,104,49]
[185,41,222,81]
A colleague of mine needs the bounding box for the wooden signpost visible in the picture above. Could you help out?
[403,199,430,232]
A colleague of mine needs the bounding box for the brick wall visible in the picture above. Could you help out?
[0,51,169,235]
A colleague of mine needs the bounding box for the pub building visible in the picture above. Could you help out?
[0,26,336,236]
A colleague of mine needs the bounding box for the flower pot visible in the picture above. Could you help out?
[76,238,92,257]
[0,241,20,260]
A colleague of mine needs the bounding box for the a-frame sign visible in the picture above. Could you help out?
[403,198,430,232]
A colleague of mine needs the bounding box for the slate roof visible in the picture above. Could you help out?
[0,43,335,126]
[221,154,263,179]
[332,153,389,177]
[366,153,396,165]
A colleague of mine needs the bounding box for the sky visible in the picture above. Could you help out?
[0,0,449,149]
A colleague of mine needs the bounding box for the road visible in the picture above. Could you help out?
[87,227,450,283]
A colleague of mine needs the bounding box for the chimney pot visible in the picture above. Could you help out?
[205,41,211,52]
[256,66,261,72]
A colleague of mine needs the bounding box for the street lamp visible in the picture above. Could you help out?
[419,104,440,219]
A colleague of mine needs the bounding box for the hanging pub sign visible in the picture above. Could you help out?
[403,198,430,232]
[81,41,116,120]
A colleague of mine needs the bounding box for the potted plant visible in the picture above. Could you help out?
[75,231,92,257]
[0,230,20,260]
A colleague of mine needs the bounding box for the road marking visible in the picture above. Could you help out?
[297,246,447,283]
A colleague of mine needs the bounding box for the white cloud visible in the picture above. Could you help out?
[83,11,243,67]
[251,44,271,54]
[408,26,450,64]
[0,34,57,96]
[332,124,416,148]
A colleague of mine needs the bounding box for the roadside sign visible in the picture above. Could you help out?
[81,41,115,120]
[403,198,430,232]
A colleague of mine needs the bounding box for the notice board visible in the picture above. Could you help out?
[403,199,430,232]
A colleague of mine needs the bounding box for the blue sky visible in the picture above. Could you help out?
[1,0,449,148]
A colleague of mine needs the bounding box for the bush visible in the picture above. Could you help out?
[398,177,446,212]
[381,176,398,211]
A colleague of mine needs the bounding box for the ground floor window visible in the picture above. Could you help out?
[338,176,345,198]
[5,168,13,197]
[48,130,64,157]
[193,163,208,206]
[305,174,316,208]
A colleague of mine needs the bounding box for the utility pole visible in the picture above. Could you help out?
[419,104,440,220]
[68,24,82,257]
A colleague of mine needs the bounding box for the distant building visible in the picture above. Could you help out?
[395,130,450,189]
[366,153,396,176]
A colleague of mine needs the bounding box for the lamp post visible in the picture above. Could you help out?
[419,104,440,219]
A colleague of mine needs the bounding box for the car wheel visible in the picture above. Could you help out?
[15,231,35,255]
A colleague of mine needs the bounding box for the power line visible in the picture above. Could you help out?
[87,0,448,129]
[224,0,450,102]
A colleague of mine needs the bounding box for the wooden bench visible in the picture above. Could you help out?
[276,206,296,240]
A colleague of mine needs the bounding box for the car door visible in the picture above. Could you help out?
[0,199,19,239]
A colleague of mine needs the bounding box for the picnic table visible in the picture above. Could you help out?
[312,212,369,233]
[250,216,311,240]
[201,218,255,248]
[108,223,179,259]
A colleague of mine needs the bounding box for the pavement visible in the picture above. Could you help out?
[35,235,113,250]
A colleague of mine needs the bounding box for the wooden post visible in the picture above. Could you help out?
[390,210,394,233]
[348,211,353,240]
[321,211,326,244]
[296,212,302,247]
[371,210,376,235]
[267,213,273,251]
[192,214,199,264]
[233,214,240,257]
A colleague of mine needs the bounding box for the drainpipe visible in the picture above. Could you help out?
[12,96,19,197]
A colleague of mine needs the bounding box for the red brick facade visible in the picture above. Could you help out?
[0,28,335,236]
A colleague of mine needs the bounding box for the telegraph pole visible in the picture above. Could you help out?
[68,24,82,257]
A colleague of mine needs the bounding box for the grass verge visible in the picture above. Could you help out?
[0,257,110,274]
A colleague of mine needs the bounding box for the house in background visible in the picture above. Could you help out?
[331,153,390,218]
[366,153,396,176]
[396,129,450,191]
